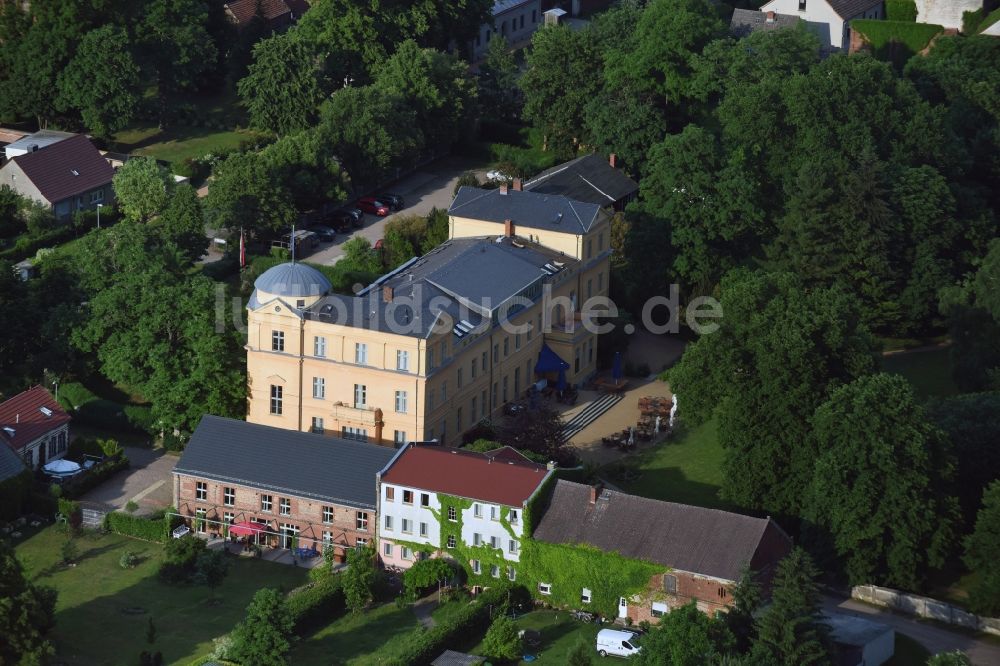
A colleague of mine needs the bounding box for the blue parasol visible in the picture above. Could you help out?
[612,351,623,383]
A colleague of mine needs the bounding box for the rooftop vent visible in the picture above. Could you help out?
[555,212,563,224]
[39,406,52,417]
[71,169,79,176]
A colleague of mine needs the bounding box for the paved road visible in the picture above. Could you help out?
[823,595,1000,664]
[80,446,176,515]
[306,156,483,266]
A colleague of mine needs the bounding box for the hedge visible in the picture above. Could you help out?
[886,0,917,22]
[852,19,943,52]
[61,455,129,499]
[0,225,76,262]
[286,575,346,636]
[104,511,172,543]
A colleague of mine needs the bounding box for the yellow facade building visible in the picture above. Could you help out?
[245,185,612,445]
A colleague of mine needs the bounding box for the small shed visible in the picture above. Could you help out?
[431,650,485,666]
[823,613,894,666]
[13,259,36,282]
[544,7,566,26]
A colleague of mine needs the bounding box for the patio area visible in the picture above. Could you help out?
[201,533,328,569]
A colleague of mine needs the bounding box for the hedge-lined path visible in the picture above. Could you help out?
[80,446,176,515]
[412,593,440,628]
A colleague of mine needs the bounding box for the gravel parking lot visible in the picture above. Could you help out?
[80,446,176,514]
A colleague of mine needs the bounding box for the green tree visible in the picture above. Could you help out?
[342,542,378,613]
[260,130,349,212]
[113,157,174,223]
[382,227,415,270]
[753,548,831,666]
[239,32,327,135]
[339,237,383,276]
[482,614,521,662]
[804,373,958,588]
[634,601,734,666]
[926,652,973,666]
[567,640,593,666]
[725,567,762,653]
[57,25,141,137]
[668,269,877,514]
[941,239,1000,391]
[963,481,1000,615]
[228,587,294,666]
[157,184,207,264]
[0,185,25,238]
[193,549,229,600]
[0,540,57,664]
[479,35,519,120]
[421,207,449,254]
[205,151,297,236]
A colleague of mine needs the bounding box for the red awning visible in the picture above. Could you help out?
[228,521,267,536]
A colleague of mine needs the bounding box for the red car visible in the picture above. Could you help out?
[357,197,389,216]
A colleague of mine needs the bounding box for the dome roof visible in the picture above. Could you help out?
[253,262,331,298]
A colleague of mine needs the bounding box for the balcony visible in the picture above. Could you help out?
[329,402,378,425]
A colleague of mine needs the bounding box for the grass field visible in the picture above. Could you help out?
[881,347,957,398]
[602,418,730,510]
[466,610,601,663]
[15,526,307,665]
[113,125,255,168]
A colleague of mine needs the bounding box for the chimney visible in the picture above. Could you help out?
[609,153,617,168]
[766,10,775,22]
[382,285,393,303]
[512,178,522,191]
[589,483,604,505]
[499,183,509,195]
[16,413,19,423]
[504,219,515,237]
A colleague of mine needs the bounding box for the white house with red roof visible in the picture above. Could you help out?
[376,443,553,573]
[0,386,71,470]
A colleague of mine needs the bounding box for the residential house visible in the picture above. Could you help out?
[471,1,543,61]
[540,0,614,17]
[173,415,396,560]
[522,153,639,211]
[532,480,793,621]
[376,443,552,572]
[0,438,28,485]
[223,0,304,31]
[0,134,114,220]
[913,0,981,31]
[0,386,71,470]
[757,0,884,49]
[3,129,75,161]
[730,8,802,37]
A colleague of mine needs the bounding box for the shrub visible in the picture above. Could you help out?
[402,559,457,601]
[963,8,985,33]
[104,511,171,543]
[482,615,521,661]
[286,575,346,636]
[886,0,917,21]
[58,498,81,530]
[852,19,943,53]
[120,550,140,569]
[61,538,79,564]
[159,534,206,584]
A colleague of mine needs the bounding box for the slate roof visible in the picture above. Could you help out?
[449,186,607,235]
[175,415,397,510]
[826,0,883,19]
[523,154,638,207]
[494,0,534,14]
[730,9,801,37]
[533,480,789,581]
[224,0,290,26]
[432,651,485,666]
[254,262,331,299]
[299,235,575,339]
[9,134,114,204]
[380,444,551,507]
[4,129,74,156]
[0,440,27,484]
[0,386,71,452]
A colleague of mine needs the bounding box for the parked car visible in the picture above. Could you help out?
[341,206,365,228]
[309,225,337,242]
[596,629,642,658]
[377,193,404,210]
[357,197,389,216]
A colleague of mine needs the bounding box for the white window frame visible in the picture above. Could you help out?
[582,588,592,604]
[272,330,284,352]
[279,498,291,516]
[313,377,325,399]
[223,487,235,506]
[472,559,481,574]
[539,582,552,595]
[355,342,368,365]
[354,384,367,408]
[397,349,409,371]
[314,336,326,357]
[261,494,272,512]
[356,511,368,531]
[395,390,407,414]
[322,506,334,524]
[195,481,207,501]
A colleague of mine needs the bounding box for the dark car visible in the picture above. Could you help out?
[310,225,336,242]
[357,197,390,216]
[340,206,365,228]
[377,193,404,211]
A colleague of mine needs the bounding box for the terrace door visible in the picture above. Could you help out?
[618,597,628,619]
[280,525,299,549]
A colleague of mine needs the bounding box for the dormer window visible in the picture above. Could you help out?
[70,169,79,176]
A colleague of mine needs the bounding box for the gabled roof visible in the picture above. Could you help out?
[175,415,396,510]
[826,0,883,19]
[730,9,801,37]
[533,480,791,581]
[523,154,638,207]
[0,386,71,452]
[224,0,291,26]
[0,440,27,483]
[9,134,114,204]
[449,186,607,235]
[380,444,551,507]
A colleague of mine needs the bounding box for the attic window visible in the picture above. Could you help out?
[71,169,80,176]
[39,407,52,417]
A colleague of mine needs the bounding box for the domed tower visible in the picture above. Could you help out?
[249,262,332,310]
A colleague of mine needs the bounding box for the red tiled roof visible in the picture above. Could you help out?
[11,134,114,204]
[225,0,291,25]
[0,386,71,452]
[381,445,550,507]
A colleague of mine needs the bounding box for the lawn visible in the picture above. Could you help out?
[466,610,601,663]
[113,125,256,168]
[15,526,308,665]
[880,347,957,398]
[290,601,422,665]
[602,418,730,510]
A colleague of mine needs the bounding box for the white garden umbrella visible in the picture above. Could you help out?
[43,459,81,476]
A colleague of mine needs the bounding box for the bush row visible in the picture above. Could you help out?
[104,511,172,543]
[886,0,917,22]
[286,574,347,636]
[852,19,943,52]
[382,585,521,666]
[0,225,76,261]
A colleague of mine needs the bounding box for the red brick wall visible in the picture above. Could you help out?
[626,571,734,624]
[175,474,375,556]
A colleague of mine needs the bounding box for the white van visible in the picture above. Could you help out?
[596,628,642,658]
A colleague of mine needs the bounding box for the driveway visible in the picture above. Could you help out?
[823,594,1000,664]
[80,446,177,515]
[306,156,483,266]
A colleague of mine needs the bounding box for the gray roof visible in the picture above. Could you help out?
[253,262,331,299]
[533,480,787,581]
[449,186,607,235]
[823,613,892,647]
[302,236,575,339]
[730,9,801,37]
[5,130,75,155]
[174,415,397,510]
[0,444,27,484]
[432,651,484,666]
[826,0,883,19]
[523,154,638,207]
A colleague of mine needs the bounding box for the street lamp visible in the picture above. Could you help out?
[96,203,103,229]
